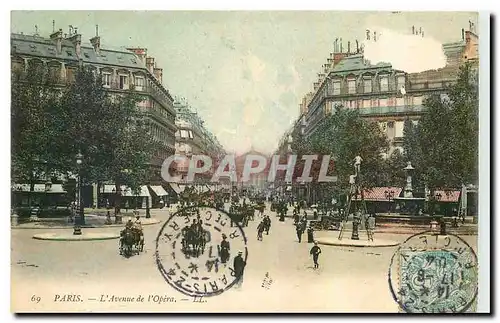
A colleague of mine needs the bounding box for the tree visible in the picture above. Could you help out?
[11,61,61,205]
[416,62,478,191]
[55,67,161,217]
[306,105,389,195]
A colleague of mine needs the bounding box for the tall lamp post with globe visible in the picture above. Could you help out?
[73,151,84,235]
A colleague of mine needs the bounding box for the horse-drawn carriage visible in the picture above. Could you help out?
[180,225,210,257]
[119,226,144,256]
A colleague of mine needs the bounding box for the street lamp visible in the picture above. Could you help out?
[384,189,395,215]
[73,151,84,235]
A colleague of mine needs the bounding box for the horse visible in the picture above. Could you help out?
[181,226,208,257]
[119,228,136,257]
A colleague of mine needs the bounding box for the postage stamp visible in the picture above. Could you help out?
[388,232,478,313]
[155,206,248,298]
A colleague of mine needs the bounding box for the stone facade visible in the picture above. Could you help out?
[11,28,177,179]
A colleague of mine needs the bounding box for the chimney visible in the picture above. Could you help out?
[50,28,63,55]
[462,28,465,40]
[347,41,350,53]
[126,47,147,63]
[153,67,163,84]
[90,24,101,55]
[67,33,82,58]
[356,40,359,53]
[146,57,155,73]
[340,38,343,52]
[412,26,415,34]
[374,31,377,42]
[366,29,370,40]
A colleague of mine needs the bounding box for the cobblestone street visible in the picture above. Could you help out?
[11,205,478,312]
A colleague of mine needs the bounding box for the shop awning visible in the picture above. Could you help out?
[137,185,151,197]
[169,183,183,194]
[434,190,460,203]
[103,185,135,197]
[353,187,403,201]
[45,184,66,193]
[149,185,168,196]
[12,183,66,193]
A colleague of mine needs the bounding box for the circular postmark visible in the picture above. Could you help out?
[388,231,478,313]
[155,206,248,297]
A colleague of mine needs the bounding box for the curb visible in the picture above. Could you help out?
[13,219,162,230]
[316,239,400,248]
[32,233,120,241]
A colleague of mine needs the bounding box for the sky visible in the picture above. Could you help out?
[10,11,478,155]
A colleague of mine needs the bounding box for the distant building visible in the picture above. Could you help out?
[301,28,479,156]
[172,98,225,188]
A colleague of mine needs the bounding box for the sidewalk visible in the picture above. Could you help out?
[12,215,162,230]
[32,231,120,241]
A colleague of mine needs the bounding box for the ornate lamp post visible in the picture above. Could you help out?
[73,151,84,235]
[384,189,395,215]
[403,162,415,198]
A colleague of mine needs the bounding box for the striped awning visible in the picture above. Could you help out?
[353,187,403,201]
[149,185,168,196]
[434,190,460,203]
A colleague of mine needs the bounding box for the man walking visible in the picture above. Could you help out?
[296,222,304,243]
[233,251,246,288]
[310,241,322,269]
[257,220,265,241]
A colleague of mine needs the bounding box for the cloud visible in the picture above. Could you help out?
[363,26,447,73]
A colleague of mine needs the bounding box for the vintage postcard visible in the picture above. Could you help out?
[10,10,489,313]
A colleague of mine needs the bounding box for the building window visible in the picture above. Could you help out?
[379,98,388,107]
[363,99,371,108]
[395,121,404,138]
[119,75,129,90]
[397,75,406,90]
[135,76,145,91]
[333,81,341,95]
[363,78,372,93]
[180,130,189,138]
[347,79,356,94]
[380,76,389,92]
[102,72,111,88]
[188,131,194,139]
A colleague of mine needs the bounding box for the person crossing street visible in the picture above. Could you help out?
[310,241,322,269]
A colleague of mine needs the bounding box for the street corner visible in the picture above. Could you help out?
[315,234,400,248]
[32,231,120,241]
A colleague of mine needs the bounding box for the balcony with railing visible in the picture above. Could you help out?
[357,105,426,117]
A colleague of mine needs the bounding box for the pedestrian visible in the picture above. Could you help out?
[257,221,265,241]
[264,215,271,235]
[296,223,304,243]
[220,234,230,264]
[310,241,322,269]
[233,251,246,288]
[307,225,314,243]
